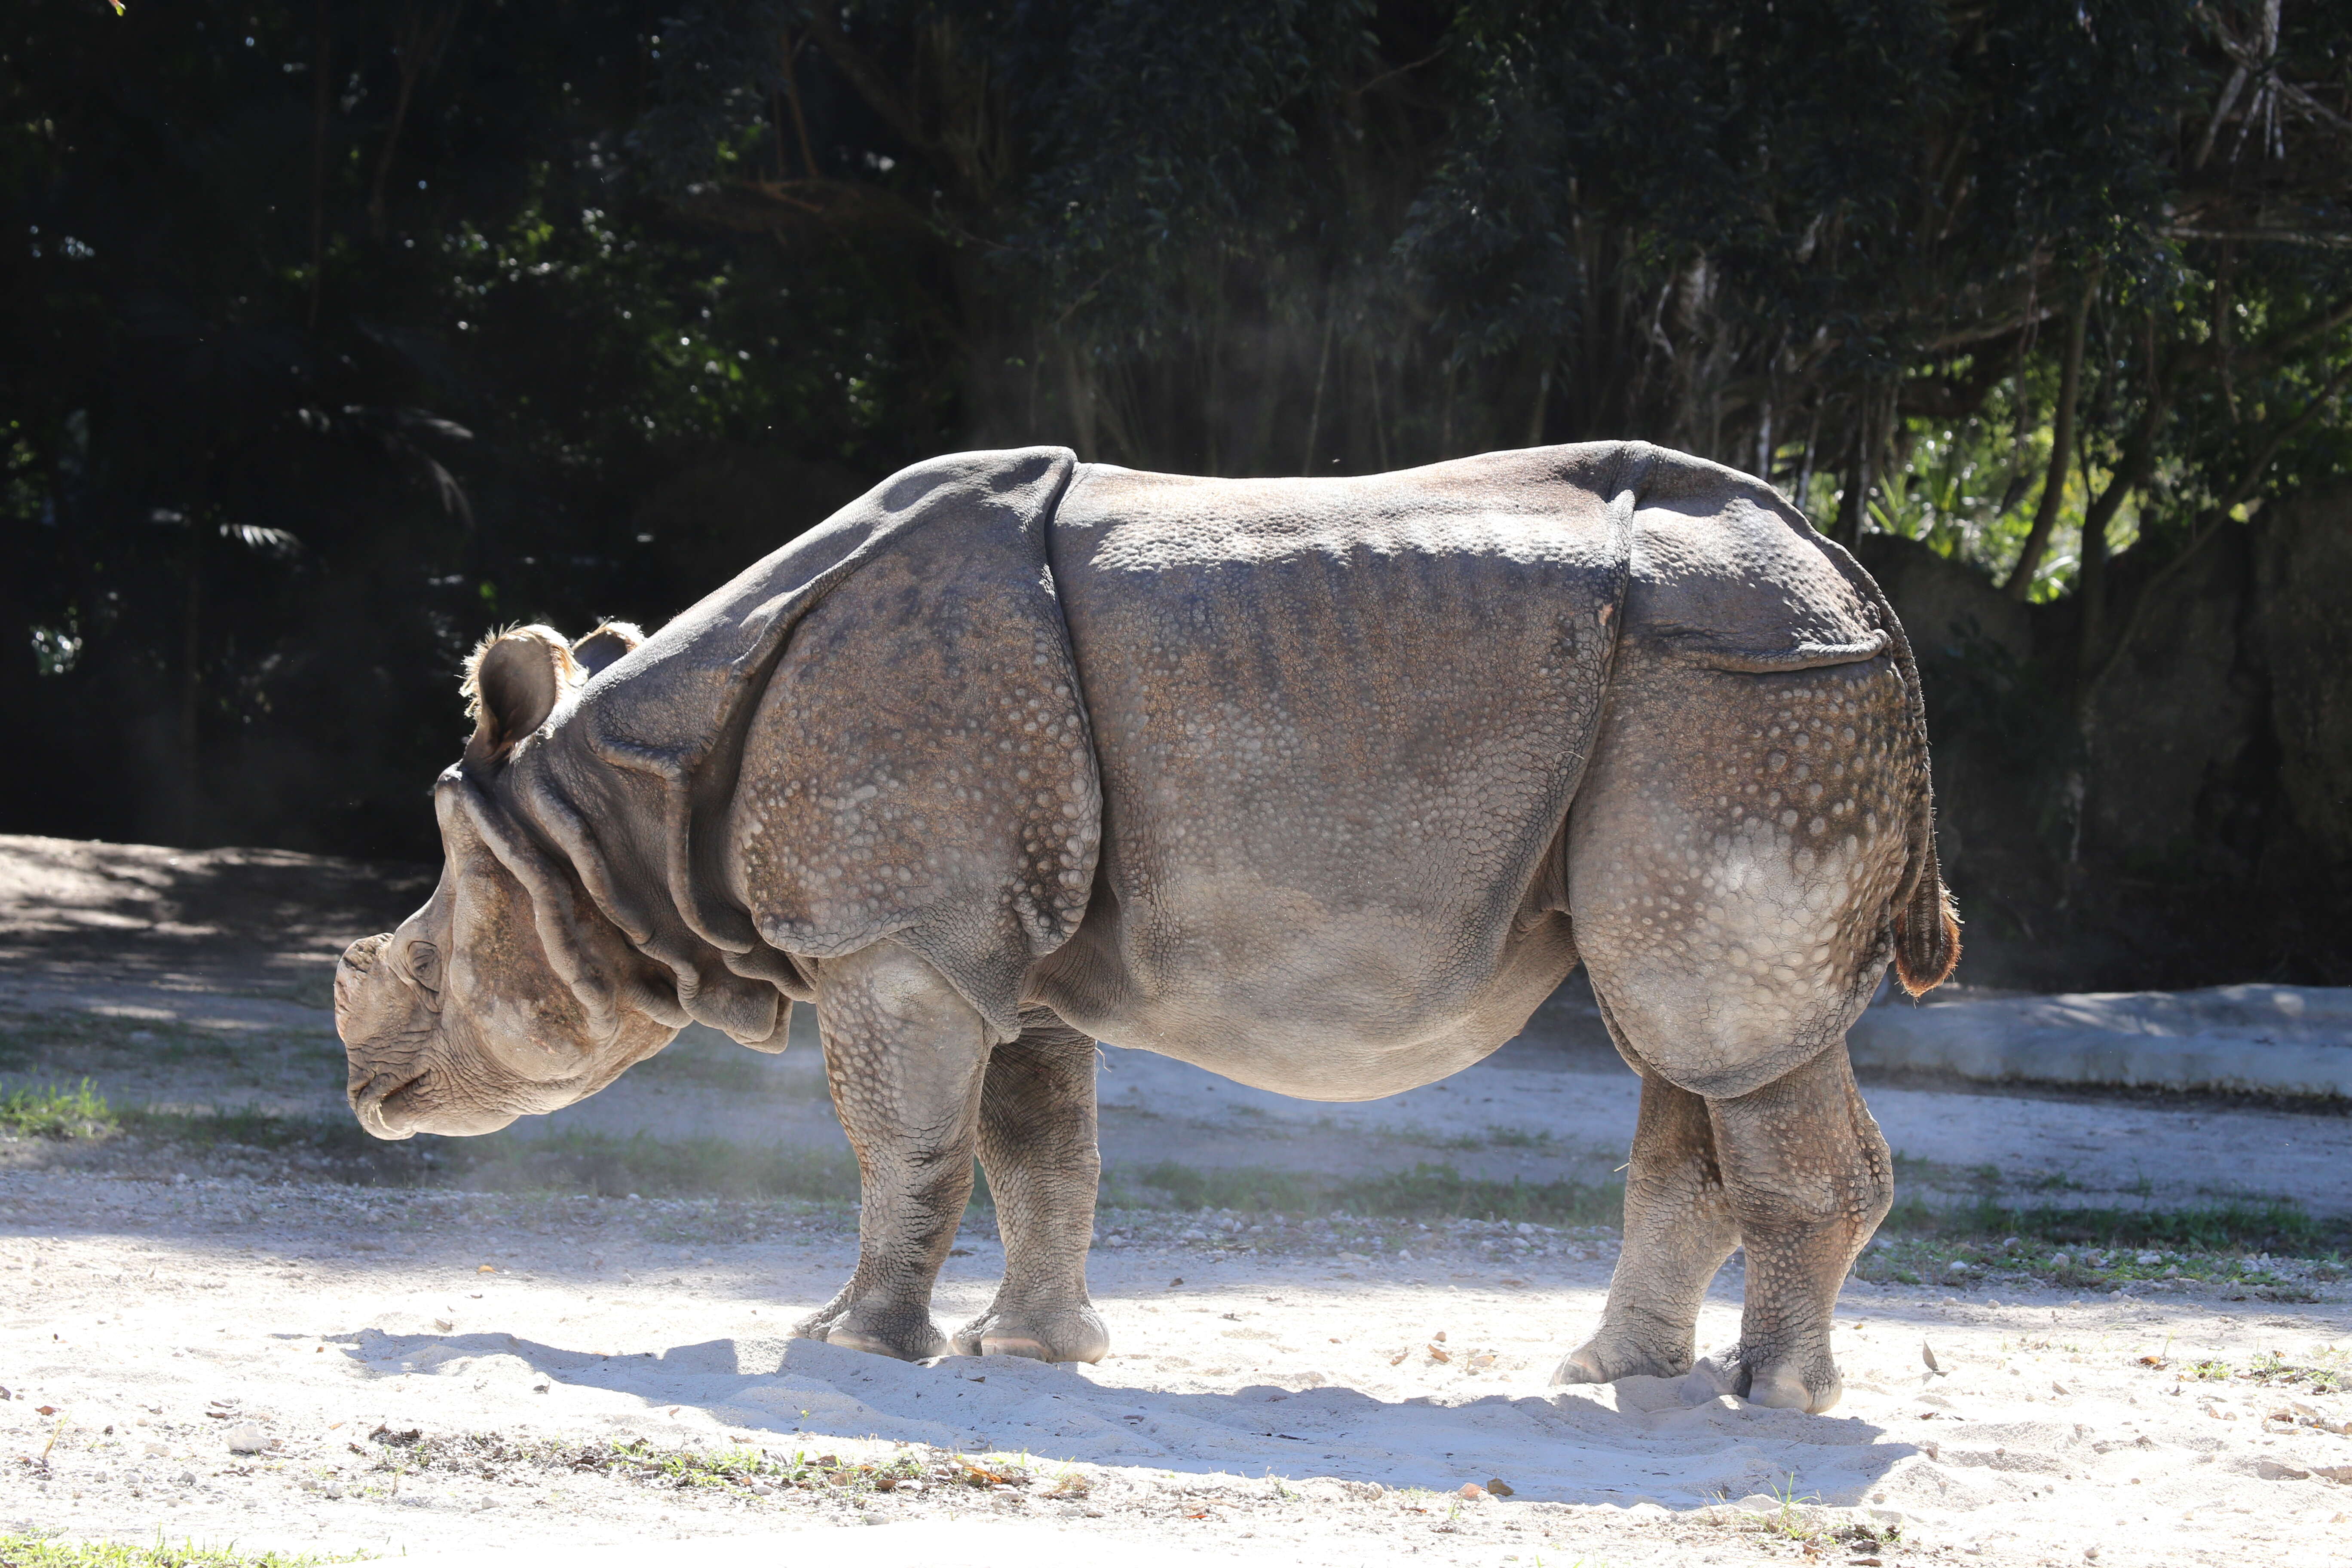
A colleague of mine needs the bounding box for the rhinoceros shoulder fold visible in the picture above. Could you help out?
[533,447,1090,1044]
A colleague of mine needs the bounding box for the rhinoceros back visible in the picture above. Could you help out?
[1033,442,1900,1093]
[1037,446,1642,1085]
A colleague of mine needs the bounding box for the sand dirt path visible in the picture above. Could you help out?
[5,1170,2352,1568]
[7,833,2352,1565]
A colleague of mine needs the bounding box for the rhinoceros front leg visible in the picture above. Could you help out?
[1554,1067,1739,1386]
[951,1011,1109,1362]
[796,943,991,1362]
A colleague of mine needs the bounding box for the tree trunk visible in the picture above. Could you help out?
[1833,405,1873,548]
[2002,277,2095,599]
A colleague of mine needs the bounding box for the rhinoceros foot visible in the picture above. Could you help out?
[949,1305,1109,1364]
[1736,1350,1844,1415]
[793,1294,948,1364]
[1549,1331,1692,1388]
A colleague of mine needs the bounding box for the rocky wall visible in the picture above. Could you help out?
[1857,490,2352,987]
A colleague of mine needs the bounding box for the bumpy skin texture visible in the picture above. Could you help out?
[955,1009,1110,1361]
[335,440,1951,1409]
[796,943,992,1362]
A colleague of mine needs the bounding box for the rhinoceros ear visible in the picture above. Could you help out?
[463,625,577,766]
[570,621,644,678]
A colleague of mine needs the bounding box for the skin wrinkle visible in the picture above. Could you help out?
[335,441,1951,1410]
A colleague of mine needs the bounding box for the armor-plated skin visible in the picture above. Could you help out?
[336,441,1957,1412]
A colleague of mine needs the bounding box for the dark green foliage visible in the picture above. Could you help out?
[0,0,946,855]
[3,0,2348,934]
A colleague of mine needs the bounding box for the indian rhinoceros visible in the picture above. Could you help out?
[335,440,1957,1414]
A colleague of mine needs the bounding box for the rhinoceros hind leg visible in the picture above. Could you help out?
[1561,650,1913,1412]
[799,943,992,1363]
[1554,1067,1738,1387]
[950,1012,1109,1363]
[1704,1041,1890,1414]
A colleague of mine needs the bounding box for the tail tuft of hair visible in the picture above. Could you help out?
[1891,848,1961,996]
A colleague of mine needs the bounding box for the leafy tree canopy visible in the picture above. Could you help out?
[3,0,2348,859]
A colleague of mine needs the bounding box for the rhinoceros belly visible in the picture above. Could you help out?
[1029,459,1618,1100]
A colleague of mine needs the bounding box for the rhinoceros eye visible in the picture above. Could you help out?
[406,942,442,1001]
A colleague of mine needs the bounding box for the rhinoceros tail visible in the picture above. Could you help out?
[1890,839,1961,996]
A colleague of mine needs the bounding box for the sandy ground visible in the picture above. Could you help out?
[4,1172,2352,1568]
[6,833,2352,1564]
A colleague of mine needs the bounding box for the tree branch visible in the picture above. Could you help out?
[801,11,932,161]
[2163,225,2352,251]
[368,3,462,241]
[2002,273,2095,599]
[779,30,820,181]
[2075,336,2170,673]
[2086,354,2352,700]
[2217,355,2352,516]
[2241,289,2352,370]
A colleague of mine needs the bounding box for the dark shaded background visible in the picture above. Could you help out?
[3,1,2348,987]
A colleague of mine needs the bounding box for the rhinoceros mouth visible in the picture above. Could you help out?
[350,1072,425,1141]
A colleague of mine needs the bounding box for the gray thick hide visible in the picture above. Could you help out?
[472,438,1918,1063]
[1031,441,1890,1089]
[493,447,1094,1045]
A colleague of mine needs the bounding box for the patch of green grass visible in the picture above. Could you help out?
[2242,1348,2347,1392]
[0,1535,361,1568]
[1875,1193,2352,1255]
[1751,1476,1823,1542]
[385,1430,1012,1497]
[0,1078,862,1204]
[1419,1124,1559,1153]
[630,1029,830,1098]
[0,1079,118,1139]
[1113,1160,1623,1225]
[11,1084,860,1203]
[1888,1151,2003,1194]
[2144,1350,2348,1392]
[1858,1194,2346,1293]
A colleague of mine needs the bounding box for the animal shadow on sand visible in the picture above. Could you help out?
[336,1328,1913,1506]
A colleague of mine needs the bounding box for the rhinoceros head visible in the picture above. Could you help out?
[338,622,677,1140]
